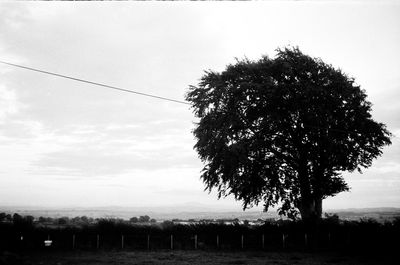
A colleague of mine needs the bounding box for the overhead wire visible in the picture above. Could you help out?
[0,60,385,136]
[0,60,190,105]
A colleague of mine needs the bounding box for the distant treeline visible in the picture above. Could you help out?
[0,212,158,226]
[0,212,265,227]
[1,212,399,253]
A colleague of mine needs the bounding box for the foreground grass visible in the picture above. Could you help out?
[1,250,396,265]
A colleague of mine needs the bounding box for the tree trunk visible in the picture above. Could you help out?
[298,197,323,224]
[296,156,323,223]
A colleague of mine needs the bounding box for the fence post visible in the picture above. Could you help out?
[170,234,173,250]
[305,233,308,248]
[121,235,124,249]
[72,234,75,249]
[262,234,265,249]
[241,234,244,249]
[96,234,99,249]
[147,234,150,250]
[194,234,197,250]
[346,231,351,246]
[216,235,219,249]
[328,232,331,247]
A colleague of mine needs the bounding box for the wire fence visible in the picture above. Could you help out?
[1,225,398,253]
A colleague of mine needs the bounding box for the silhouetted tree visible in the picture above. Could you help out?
[186,47,391,223]
[130,217,139,223]
[5,214,12,222]
[0,212,6,222]
[24,215,34,224]
[58,217,69,225]
[80,216,89,224]
[12,213,23,223]
[139,215,150,223]
[11,213,34,229]
[161,220,174,228]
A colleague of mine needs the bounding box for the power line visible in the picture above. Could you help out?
[0,60,388,137]
[0,60,190,105]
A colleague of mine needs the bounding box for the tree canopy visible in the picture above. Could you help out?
[186,47,391,221]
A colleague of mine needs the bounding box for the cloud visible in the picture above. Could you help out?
[32,145,198,177]
[368,84,400,131]
[0,2,399,208]
[27,120,199,178]
[0,85,22,121]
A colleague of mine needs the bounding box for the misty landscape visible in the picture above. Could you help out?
[1,205,399,265]
[2,205,400,223]
[1,1,400,265]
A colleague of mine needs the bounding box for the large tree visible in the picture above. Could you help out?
[186,47,391,222]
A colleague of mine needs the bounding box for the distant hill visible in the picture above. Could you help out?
[327,207,400,222]
[1,205,399,222]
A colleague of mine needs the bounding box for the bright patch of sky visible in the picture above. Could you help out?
[0,1,399,210]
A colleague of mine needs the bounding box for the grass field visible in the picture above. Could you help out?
[1,250,396,265]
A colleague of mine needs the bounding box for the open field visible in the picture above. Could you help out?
[1,250,397,265]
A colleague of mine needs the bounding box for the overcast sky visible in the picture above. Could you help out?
[0,1,399,211]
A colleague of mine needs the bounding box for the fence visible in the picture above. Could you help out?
[1,229,398,252]
[1,220,399,252]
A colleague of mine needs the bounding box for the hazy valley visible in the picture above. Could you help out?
[1,205,399,222]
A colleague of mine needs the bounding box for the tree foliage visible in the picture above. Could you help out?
[186,47,391,220]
